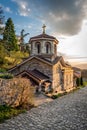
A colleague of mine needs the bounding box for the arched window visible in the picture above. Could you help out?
[46,44,49,53]
[35,42,41,54]
[37,43,40,54]
[45,42,51,54]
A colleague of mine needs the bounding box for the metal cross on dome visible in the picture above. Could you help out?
[42,24,46,34]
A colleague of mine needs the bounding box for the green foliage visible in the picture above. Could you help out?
[0,16,29,69]
[0,6,4,35]
[4,51,29,68]
[0,105,26,123]
[76,77,84,87]
[0,73,13,79]
[80,77,83,86]
[3,18,19,51]
[0,49,29,69]
[83,81,87,86]
[51,92,67,99]
[0,43,7,65]
[0,68,6,73]
[76,78,80,86]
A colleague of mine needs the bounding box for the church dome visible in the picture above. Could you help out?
[30,33,58,43]
[29,25,58,60]
[29,24,58,44]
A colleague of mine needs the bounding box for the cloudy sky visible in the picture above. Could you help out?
[0,0,87,63]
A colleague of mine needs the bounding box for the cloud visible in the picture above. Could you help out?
[12,0,87,35]
[0,4,12,14]
[39,0,87,36]
[12,0,30,16]
[5,7,12,13]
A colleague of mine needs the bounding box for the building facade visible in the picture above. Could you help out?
[9,25,74,93]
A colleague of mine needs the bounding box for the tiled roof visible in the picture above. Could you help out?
[36,55,62,65]
[16,69,50,83]
[8,55,71,72]
[29,69,49,80]
[29,33,57,41]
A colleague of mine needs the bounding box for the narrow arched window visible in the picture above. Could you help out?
[46,44,49,53]
[46,42,51,54]
[37,44,40,53]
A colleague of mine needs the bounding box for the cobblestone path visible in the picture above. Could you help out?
[0,87,87,130]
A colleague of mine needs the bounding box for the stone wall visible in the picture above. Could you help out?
[31,40,57,56]
[52,62,74,92]
[52,62,63,90]
[63,69,74,91]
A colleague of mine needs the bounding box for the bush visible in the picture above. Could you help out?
[51,92,67,99]
[51,93,63,99]
[0,73,13,79]
[0,68,6,73]
[0,78,35,109]
[0,104,26,123]
[83,81,87,86]
[76,78,80,86]
[80,77,83,86]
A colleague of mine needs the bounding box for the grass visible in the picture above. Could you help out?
[51,92,67,99]
[0,105,26,123]
[77,81,87,89]
[0,73,13,79]
[83,81,87,86]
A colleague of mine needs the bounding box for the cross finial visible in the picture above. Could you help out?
[42,24,46,34]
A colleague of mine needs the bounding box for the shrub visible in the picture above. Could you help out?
[80,77,83,86]
[51,92,67,99]
[0,78,35,109]
[0,73,13,79]
[83,81,87,86]
[0,68,6,73]
[76,78,80,86]
[0,104,26,123]
[51,95,58,99]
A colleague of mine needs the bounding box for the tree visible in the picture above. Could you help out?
[76,78,80,87]
[0,39,8,66]
[20,29,29,45]
[80,77,83,86]
[20,29,29,52]
[3,18,19,51]
[0,6,4,35]
[0,43,6,65]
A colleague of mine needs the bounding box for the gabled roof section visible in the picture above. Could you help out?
[8,56,53,72]
[16,69,50,84]
[59,56,72,67]
[8,55,71,72]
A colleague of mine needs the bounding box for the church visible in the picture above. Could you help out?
[8,25,74,93]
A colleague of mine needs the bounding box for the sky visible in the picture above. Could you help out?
[0,0,87,63]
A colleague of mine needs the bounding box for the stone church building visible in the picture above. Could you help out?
[9,25,74,93]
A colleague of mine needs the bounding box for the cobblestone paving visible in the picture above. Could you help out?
[0,87,87,130]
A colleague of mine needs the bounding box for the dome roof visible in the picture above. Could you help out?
[29,33,58,43]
